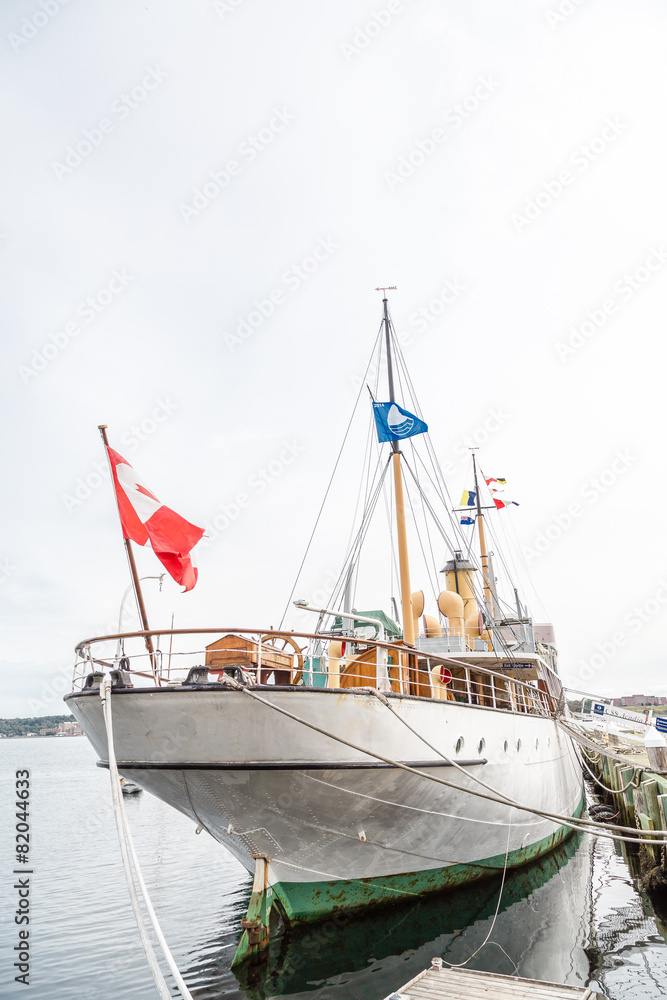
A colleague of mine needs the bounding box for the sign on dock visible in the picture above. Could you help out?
[384,961,602,999]
[656,717,667,734]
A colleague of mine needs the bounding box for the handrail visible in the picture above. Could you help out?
[74,626,561,711]
[415,628,560,678]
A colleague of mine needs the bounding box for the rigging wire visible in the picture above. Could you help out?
[385,318,506,623]
[217,674,667,848]
[323,455,393,624]
[505,511,551,623]
[285,296,545,653]
[344,399,376,560]
[369,338,401,610]
[304,301,493,627]
[476,479,540,625]
[408,440,446,600]
[351,447,390,611]
[279,323,384,628]
[402,451,441,608]
[376,435,400,614]
[580,752,640,795]
[486,512,525,607]
[399,453,489,615]
[387,320,475,553]
[339,402,380,615]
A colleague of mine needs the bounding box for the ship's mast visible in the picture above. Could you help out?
[381,292,415,645]
[471,449,493,612]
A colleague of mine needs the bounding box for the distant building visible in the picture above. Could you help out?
[56,720,83,735]
[39,727,58,736]
[612,695,661,707]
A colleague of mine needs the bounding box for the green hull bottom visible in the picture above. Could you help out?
[272,791,586,925]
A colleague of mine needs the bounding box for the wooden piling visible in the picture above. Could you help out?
[618,766,636,826]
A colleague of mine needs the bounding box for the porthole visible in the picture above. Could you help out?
[516,739,522,752]
[478,738,486,755]
[455,737,464,754]
[503,740,508,753]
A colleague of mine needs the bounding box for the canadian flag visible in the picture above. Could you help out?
[106,445,205,591]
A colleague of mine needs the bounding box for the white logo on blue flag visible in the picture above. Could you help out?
[373,402,428,443]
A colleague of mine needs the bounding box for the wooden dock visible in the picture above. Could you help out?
[384,960,602,999]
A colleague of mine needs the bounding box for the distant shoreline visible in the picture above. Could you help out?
[0,734,84,741]
[0,714,79,739]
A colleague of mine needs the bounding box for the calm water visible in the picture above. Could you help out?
[1,738,666,999]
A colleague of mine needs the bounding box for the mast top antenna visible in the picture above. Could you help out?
[375,286,397,294]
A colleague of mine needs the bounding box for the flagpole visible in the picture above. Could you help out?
[98,425,158,678]
[379,291,415,646]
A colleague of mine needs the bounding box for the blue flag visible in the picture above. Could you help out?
[373,402,428,443]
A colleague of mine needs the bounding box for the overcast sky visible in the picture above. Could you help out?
[2,0,667,718]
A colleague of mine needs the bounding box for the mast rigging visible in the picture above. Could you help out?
[381,292,415,645]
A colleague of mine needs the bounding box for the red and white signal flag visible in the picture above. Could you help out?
[106,444,205,591]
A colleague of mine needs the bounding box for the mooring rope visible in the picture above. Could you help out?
[557,718,646,763]
[579,748,641,795]
[218,678,667,848]
[367,688,529,811]
[100,677,194,1000]
[370,690,643,857]
[442,818,513,969]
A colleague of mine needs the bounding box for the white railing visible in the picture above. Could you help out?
[72,627,560,719]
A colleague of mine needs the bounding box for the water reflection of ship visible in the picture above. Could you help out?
[184,832,593,999]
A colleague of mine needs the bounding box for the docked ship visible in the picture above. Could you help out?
[66,293,584,964]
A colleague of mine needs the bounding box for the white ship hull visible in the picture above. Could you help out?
[67,684,584,923]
